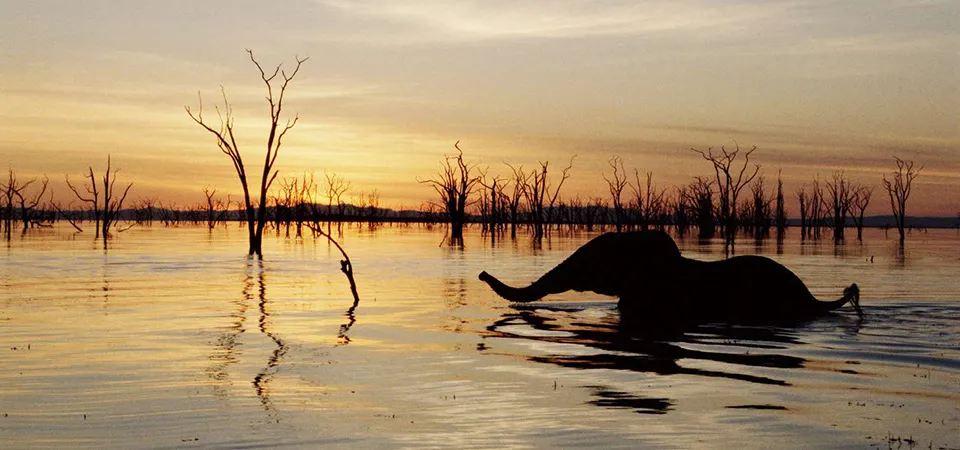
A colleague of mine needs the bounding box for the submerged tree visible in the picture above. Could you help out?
[603,156,628,232]
[774,170,787,236]
[504,163,530,237]
[881,157,922,244]
[2,170,51,238]
[824,171,854,242]
[747,175,772,237]
[691,144,761,239]
[417,141,481,244]
[525,157,574,237]
[186,49,308,259]
[632,170,667,230]
[850,184,873,241]
[686,176,715,239]
[65,155,133,242]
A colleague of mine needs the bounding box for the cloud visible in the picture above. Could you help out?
[314,0,792,44]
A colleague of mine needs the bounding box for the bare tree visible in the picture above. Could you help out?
[2,170,23,239]
[687,176,715,239]
[850,184,874,240]
[324,171,350,226]
[808,175,825,239]
[603,156,628,232]
[2,170,50,237]
[796,184,809,239]
[632,170,666,230]
[417,141,481,243]
[774,170,787,235]
[132,197,158,225]
[203,187,231,231]
[524,157,574,237]
[691,144,760,238]
[672,186,691,237]
[186,50,308,258]
[824,171,854,242]
[504,163,530,237]
[479,171,506,235]
[66,156,133,241]
[748,175,772,236]
[881,157,922,244]
[14,175,49,232]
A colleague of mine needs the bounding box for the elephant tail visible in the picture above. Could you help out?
[820,283,863,318]
[478,271,545,303]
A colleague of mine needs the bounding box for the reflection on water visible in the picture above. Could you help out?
[485,304,815,411]
[0,225,958,449]
[251,260,288,412]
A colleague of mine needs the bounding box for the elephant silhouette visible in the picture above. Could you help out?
[480,230,862,328]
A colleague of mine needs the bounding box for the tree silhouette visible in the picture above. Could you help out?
[850,184,873,241]
[881,157,922,245]
[417,141,481,244]
[691,144,760,239]
[603,156,628,232]
[65,155,133,242]
[186,49,308,258]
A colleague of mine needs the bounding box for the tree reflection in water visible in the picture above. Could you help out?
[252,260,288,412]
[207,258,362,411]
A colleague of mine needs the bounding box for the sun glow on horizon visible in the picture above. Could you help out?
[1,1,957,216]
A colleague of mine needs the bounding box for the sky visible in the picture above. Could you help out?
[1,0,958,216]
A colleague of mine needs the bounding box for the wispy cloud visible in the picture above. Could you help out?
[315,0,792,43]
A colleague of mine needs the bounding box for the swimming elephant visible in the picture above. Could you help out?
[479,230,862,328]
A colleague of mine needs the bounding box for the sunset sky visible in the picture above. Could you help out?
[2,1,957,216]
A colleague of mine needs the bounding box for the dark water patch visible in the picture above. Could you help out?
[725,404,788,410]
[584,386,672,414]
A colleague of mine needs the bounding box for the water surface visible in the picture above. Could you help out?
[1,225,958,448]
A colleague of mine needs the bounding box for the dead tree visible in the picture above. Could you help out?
[525,157,574,237]
[774,170,787,236]
[417,141,481,243]
[203,187,231,230]
[672,186,691,237]
[2,170,23,239]
[14,175,49,232]
[324,171,350,228]
[2,170,50,237]
[687,177,716,239]
[603,156,628,232]
[186,50,308,258]
[504,163,530,237]
[132,197,158,225]
[748,175,772,237]
[49,190,84,233]
[66,155,133,241]
[632,170,666,230]
[479,171,506,235]
[850,184,874,240]
[691,144,760,238]
[807,175,825,239]
[824,171,854,242]
[796,185,809,239]
[882,157,922,244]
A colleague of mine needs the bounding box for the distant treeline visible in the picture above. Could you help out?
[12,204,956,231]
[1,147,950,246]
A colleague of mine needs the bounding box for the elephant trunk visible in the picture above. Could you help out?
[478,271,546,303]
[820,283,863,317]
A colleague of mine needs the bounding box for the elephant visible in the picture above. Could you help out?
[479,230,862,329]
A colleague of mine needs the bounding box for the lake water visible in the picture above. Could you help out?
[1,224,958,449]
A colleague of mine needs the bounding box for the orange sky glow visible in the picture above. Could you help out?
[1,1,957,216]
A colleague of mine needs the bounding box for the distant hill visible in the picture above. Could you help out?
[787,215,960,229]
